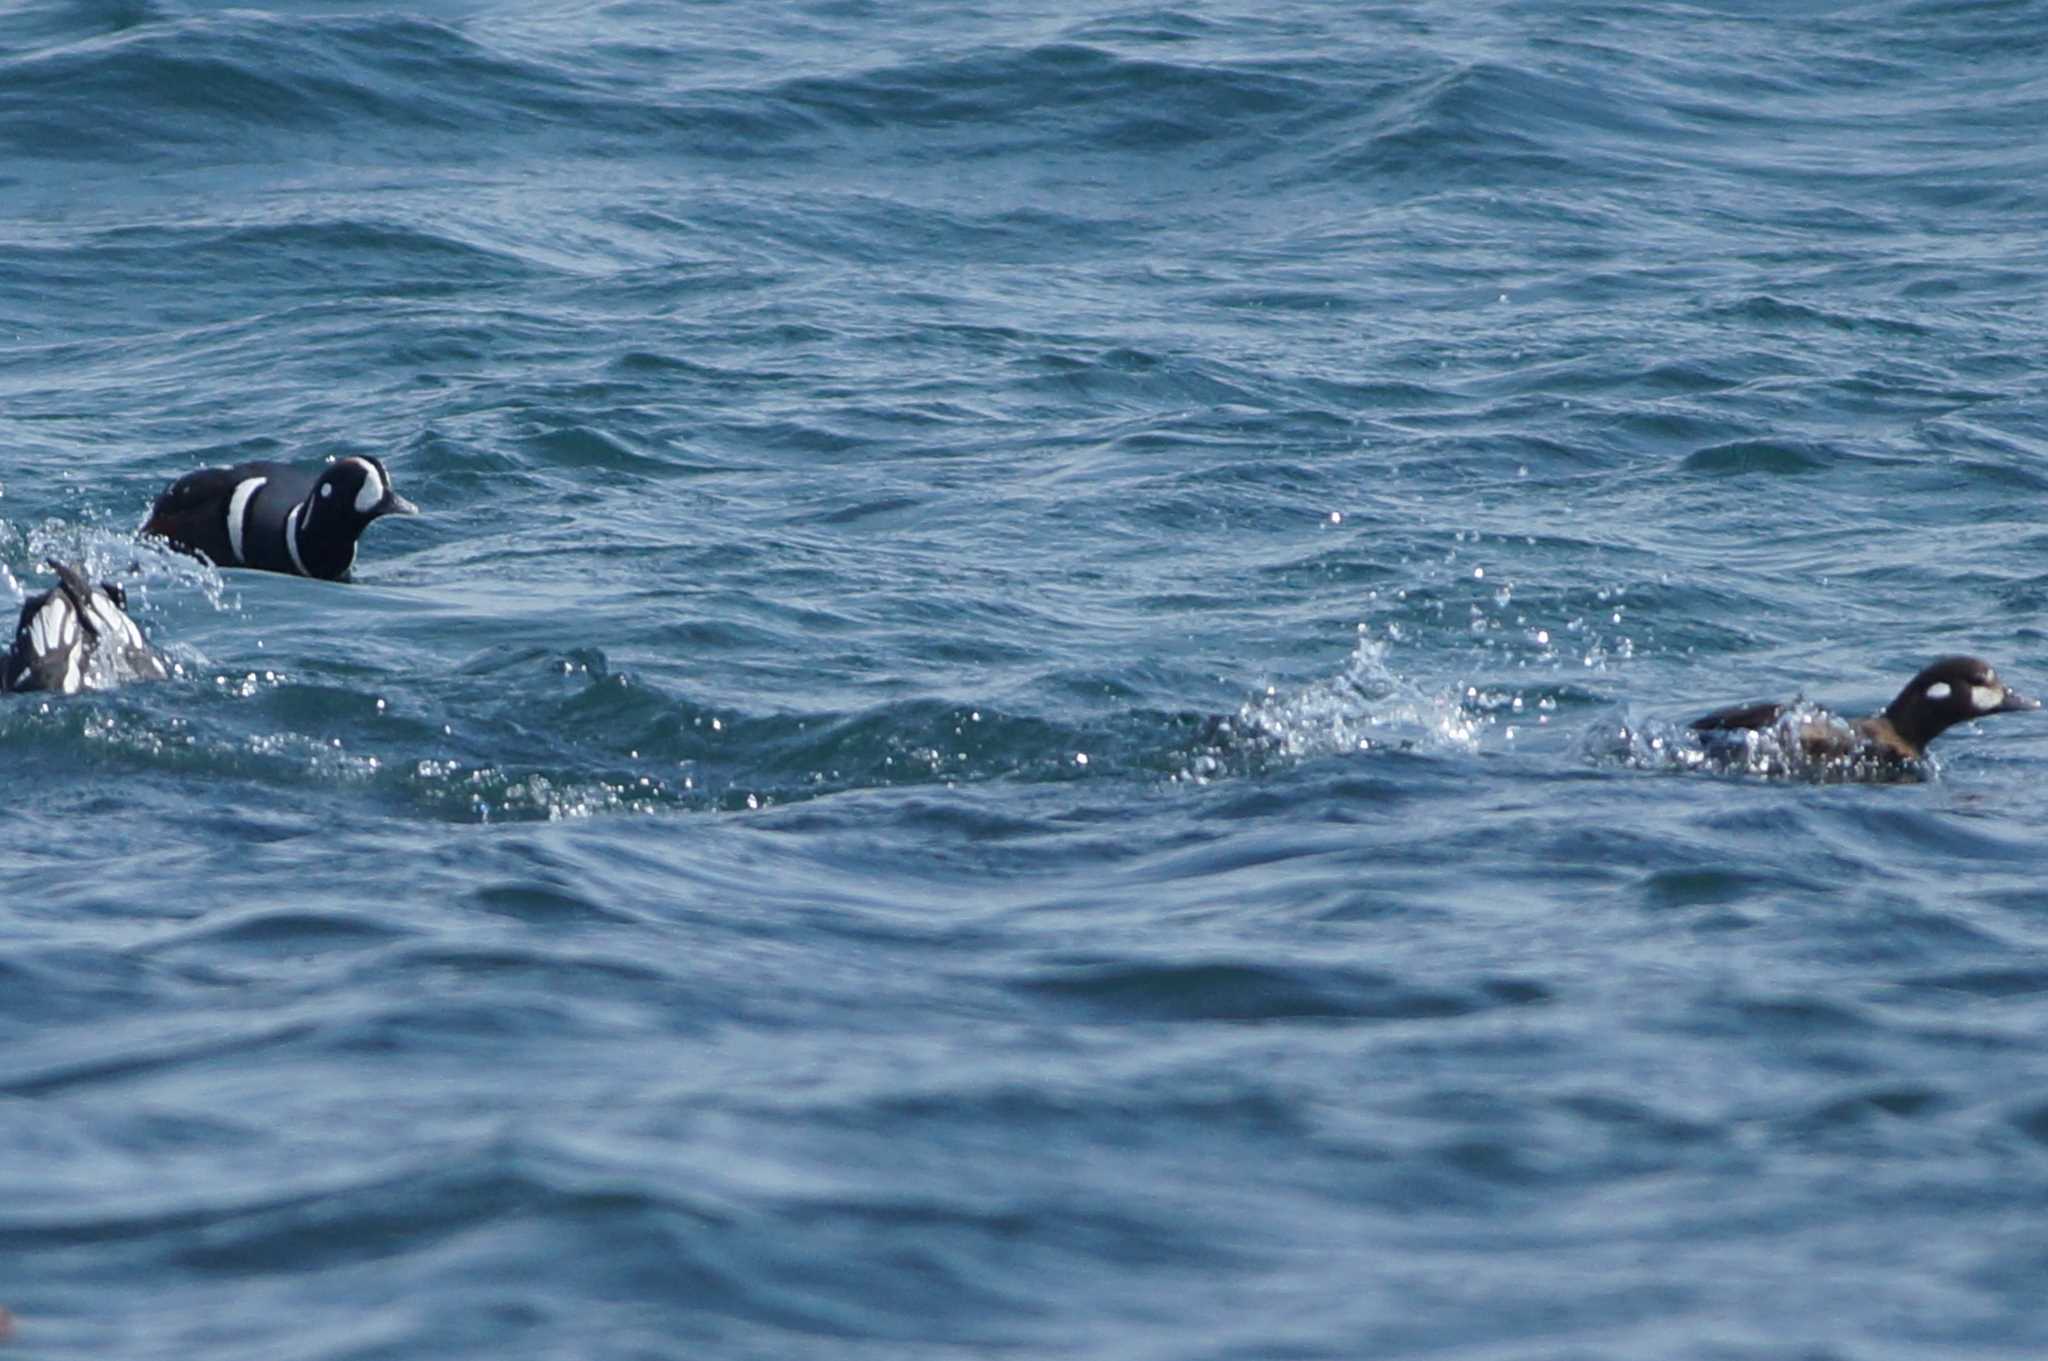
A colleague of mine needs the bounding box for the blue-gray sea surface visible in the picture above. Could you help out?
[5,1,2048,1357]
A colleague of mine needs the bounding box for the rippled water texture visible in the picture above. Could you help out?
[5,1,2048,1356]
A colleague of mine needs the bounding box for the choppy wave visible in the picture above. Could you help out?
[7,0,2048,1356]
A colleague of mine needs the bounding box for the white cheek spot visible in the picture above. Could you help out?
[321,484,334,498]
[1972,685,2004,712]
[352,461,385,514]
[1924,682,1950,701]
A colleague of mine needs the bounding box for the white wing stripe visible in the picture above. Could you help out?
[28,594,72,657]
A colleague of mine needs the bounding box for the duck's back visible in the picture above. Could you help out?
[1689,700,1789,733]
[145,461,316,568]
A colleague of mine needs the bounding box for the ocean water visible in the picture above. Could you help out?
[5,0,2048,1355]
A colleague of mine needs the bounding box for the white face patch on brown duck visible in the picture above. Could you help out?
[1882,656,2037,755]
[1689,655,2036,775]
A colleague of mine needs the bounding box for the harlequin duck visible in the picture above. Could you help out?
[2,560,169,694]
[1690,656,2037,767]
[142,456,417,580]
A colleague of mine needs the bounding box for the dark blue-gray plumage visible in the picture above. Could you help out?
[143,457,417,580]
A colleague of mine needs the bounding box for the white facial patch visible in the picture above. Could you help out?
[1924,682,1951,701]
[351,459,386,515]
[226,476,268,565]
[1972,684,2004,713]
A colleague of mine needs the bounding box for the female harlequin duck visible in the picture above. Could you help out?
[1691,656,2036,766]
[143,456,417,580]
[2,561,169,694]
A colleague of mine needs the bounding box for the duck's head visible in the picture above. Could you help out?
[1885,656,2037,751]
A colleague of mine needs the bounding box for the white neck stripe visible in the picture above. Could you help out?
[285,504,310,576]
[226,477,268,565]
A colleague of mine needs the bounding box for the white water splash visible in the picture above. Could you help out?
[1226,627,1483,762]
[19,521,231,614]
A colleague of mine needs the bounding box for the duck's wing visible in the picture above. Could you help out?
[98,593,169,681]
[1689,700,1789,733]
[47,561,99,614]
[2,585,85,694]
[143,465,243,527]
[55,561,169,683]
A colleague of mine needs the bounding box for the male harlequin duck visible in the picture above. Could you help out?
[1690,656,2037,767]
[2,561,169,695]
[142,456,417,580]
